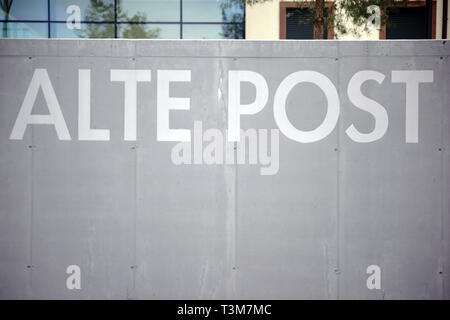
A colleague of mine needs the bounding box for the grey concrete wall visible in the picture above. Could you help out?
[0,39,448,299]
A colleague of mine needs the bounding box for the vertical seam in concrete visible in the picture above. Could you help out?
[232,48,239,298]
[131,145,137,298]
[28,55,35,298]
[219,41,238,298]
[29,135,34,294]
[126,167,137,302]
[233,141,238,298]
[336,43,342,300]
[440,53,447,299]
[440,111,445,299]
[131,53,138,299]
[29,128,34,298]
[228,42,238,298]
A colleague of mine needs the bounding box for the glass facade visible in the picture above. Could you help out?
[0,0,245,39]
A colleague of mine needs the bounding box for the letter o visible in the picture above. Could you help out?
[273,71,340,143]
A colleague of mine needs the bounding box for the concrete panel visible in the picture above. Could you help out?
[0,39,448,299]
[133,57,232,299]
[0,57,33,299]
[339,55,444,299]
[233,57,339,299]
[27,57,135,299]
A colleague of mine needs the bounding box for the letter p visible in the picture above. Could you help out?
[227,71,268,141]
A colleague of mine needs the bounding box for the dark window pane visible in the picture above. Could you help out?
[50,0,114,22]
[183,0,244,23]
[51,22,116,38]
[0,22,48,38]
[386,7,427,39]
[1,0,48,20]
[119,0,180,22]
[119,23,179,38]
[183,23,244,39]
[286,8,328,39]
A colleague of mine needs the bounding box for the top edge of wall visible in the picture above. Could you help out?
[0,39,448,58]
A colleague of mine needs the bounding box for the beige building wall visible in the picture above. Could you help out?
[245,0,448,40]
[245,0,281,39]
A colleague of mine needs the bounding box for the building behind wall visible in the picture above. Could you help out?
[246,0,450,40]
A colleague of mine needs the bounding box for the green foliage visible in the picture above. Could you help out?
[77,0,115,38]
[120,12,161,39]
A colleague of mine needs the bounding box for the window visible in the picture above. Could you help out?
[182,0,245,39]
[0,22,48,38]
[380,1,436,39]
[1,0,48,20]
[0,0,245,39]
[280,1,334,40]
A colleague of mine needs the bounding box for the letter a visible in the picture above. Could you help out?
[66,265,81,290]
[10,69,71,140]
[366,265,381,290]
